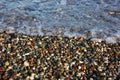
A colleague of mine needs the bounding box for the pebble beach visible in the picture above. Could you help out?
[0,0,120,79]
[0,32,120,80]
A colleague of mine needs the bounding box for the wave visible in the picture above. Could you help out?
[0,0,120,43]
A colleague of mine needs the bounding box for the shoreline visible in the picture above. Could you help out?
[0,30,120,44]
[0,32,120,80]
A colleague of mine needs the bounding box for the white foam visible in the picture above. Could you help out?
[36,25,44,36]
[7,27,15,33]
[114,30,120,38]
[105,37,117,43]
[91,38,103,42]
[60,0,67,5]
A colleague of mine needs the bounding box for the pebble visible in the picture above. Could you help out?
[100,72,106,76]
[8,66,13,70]
[27,41,31,45]
[90,78,94,80]
[108,78,112,80]
[24,61,29,66]
[78,66,82,69]
[0,33,119,79]
[30,76,34,80]
[26,76,30,79]
[98,66,103,72]
[5,61,9,66]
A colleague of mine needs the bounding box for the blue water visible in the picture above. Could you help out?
[0,0,120,43]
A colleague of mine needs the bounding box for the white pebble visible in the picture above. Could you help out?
[5,61,9,66]
[76,51,81,54]
[24,61,29,66]
[98,66,102,72]
[78,66,82,69]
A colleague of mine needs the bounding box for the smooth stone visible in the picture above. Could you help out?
[98,66,103,72]
[5,61,9,66]
[24,61,29,66]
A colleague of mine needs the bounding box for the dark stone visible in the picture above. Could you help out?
[8,69,14,76]
[10,46,14,52]
[10,33,17,39]
[0,45,2,51]
[27,71,31,76]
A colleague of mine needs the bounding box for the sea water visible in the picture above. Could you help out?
[0,0,120,43]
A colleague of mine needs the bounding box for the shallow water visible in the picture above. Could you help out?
[0,0,120,43]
